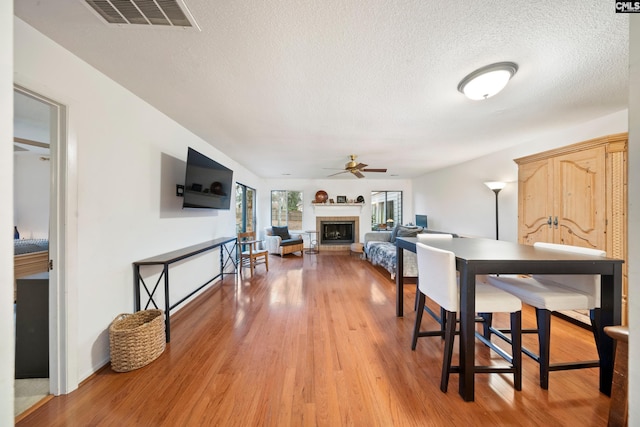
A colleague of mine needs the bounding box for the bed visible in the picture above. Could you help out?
[14,239,49,280]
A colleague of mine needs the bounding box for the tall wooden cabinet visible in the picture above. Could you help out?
[515,133,628,323]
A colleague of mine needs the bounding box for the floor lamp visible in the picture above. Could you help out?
[484,181,506,240]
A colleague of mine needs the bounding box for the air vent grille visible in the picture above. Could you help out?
[85,0,199,29]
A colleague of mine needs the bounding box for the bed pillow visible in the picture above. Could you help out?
[272,226,291,240]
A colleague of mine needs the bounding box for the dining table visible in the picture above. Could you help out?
[395,236,623,402]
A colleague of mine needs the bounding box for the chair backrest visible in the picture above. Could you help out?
[238,231,256,241]
[532,242,606,305]
[416,242,458,312]
[238,232,258,253]
[416,233,453,241]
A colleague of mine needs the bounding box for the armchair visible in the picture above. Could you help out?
[264,226,304,256]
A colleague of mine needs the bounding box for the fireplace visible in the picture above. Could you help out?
[315,216,360,250]
[321,221,355,245]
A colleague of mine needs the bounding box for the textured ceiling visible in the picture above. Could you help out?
[14,1,629,179]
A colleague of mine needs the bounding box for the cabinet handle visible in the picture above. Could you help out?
[547,216,552,228]
[554,216,558,228]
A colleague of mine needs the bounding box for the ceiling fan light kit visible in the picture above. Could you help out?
[327,155,388,178]
[457,62,518,100]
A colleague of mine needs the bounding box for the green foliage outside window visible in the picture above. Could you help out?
[271,190,303,230]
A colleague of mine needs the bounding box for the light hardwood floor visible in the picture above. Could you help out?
[17,251,610,426]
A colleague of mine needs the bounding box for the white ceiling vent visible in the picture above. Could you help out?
[84,0,200,30]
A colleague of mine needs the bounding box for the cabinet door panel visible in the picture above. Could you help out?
[518,159,553,244]
[554,147,606,249]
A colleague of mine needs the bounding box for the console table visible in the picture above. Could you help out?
[133,237,237,342]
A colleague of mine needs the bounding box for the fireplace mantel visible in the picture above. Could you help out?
[311,203,364,210]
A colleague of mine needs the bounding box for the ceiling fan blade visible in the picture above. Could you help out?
[354,163,368,170]
[353,170,365,178]
[361,168,387,173]
[328,170,349,177]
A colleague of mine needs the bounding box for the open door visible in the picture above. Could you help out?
[13,86,71,417]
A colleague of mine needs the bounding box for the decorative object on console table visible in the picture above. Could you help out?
[329,199,335,204]
[356,195,364,203]
[336,195,347,203]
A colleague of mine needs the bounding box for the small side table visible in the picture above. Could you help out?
[350,242,364,258]
[305,230,320,254]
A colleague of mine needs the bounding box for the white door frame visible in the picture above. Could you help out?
[15,85,78,395]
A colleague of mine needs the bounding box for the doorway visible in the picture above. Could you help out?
[13,86,67,417]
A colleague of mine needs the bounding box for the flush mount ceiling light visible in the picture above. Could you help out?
[457,62,518,100]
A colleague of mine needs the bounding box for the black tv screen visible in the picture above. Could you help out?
[183,147,234,209]
[415,214,428,228]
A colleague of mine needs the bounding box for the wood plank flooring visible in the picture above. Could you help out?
[17,251,610,426]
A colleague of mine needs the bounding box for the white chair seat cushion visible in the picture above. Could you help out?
[486,275,595,312]
[474,280,522,313]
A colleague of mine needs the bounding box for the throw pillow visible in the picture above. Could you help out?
[391,225,423,243]
[272,226,291,240]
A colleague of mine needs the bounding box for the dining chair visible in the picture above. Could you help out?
[237,231,268,278]
[486,242,606,389]
[412,242,522,392]
[413,233,453,318]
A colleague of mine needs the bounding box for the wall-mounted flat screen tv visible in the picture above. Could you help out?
[183,147,234,209]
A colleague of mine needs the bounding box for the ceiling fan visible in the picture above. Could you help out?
[327,155,388,178]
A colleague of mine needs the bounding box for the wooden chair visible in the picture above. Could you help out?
[237,231,268,278]
[412,242,522,392]
[486,242,606,389]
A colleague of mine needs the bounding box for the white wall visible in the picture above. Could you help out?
[412,110,628,242]
[13,17,266,386]
[0,3,14,425]
[628,14,639,425]
[261,178,413,241]
[14,153,50,239]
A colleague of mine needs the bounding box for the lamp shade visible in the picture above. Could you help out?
[484,181,506,191]
[458,62,518,100]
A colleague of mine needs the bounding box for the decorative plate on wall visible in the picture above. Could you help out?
[315,190,328,203]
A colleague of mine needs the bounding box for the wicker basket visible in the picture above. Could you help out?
[109,309,166,372]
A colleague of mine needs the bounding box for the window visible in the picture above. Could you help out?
[236,183,256,234]
[271,190,303,230]
[371,191,402,230]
